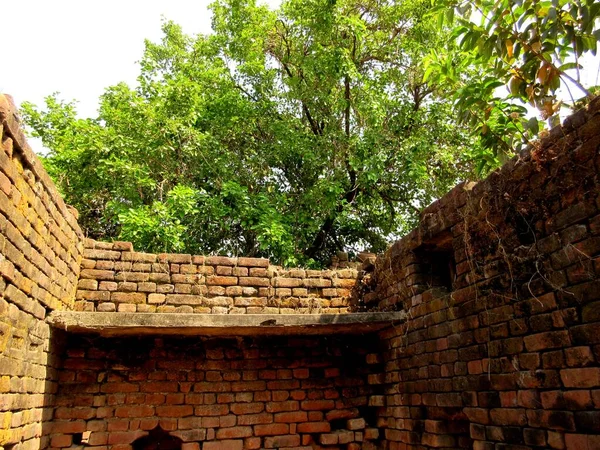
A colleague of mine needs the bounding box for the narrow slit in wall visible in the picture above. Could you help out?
[414,230,456,291]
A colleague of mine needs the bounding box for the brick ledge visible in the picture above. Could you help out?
[47,311,406,336]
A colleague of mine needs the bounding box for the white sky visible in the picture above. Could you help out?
[1,0,279,119]
[2,1,205,118]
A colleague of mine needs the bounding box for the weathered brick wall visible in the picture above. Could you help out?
[366,98,600,448]
[0,95,84,449]
[2,85,600,450]
[76,239,359,314]
[50,335,381,450]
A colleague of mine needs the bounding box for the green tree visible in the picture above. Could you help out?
[425,0,600,171]
[22,0,475,266]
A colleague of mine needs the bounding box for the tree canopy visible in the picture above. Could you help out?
[23,0,476,266]
[426,0,600,167]
[23,0,599,266]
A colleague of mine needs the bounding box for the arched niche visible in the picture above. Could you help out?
[131,426,183,450]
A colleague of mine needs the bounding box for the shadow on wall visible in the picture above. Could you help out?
[48,333,384,449]
[41,330,69,449]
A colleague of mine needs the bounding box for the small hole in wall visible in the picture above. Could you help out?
[415,230,456,291]
[310,368,325,379]
[72,433,83,445]
[429,250,455,291]
[357,405,378,427]
[330,418,347,430]
[132,425,183,450]
[514,212,536,246]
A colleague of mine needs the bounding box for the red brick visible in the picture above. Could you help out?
[561,368,600,388]
[422,433,456,447]
[264,434,301,448]
[244,437,262,450]
[564,346,595,367]
[140,381,179,393]
[299,419,335,434]
[112,445,135,450]
[230,403,264,415]
[203,440,243,450]
[80,269,115,280]
[107,419,130,432]
[87,431,109,446]
[274,411,308,423]
[499,391,517,408]
[463,408,490,425]
[519,353,541,370]
[108,431,145,445]
[490,408,527,426]
[114,406,154,418]
[271,392,289,403]
[363,427,379,440]
[564,433,600,449]
[524,331,571,352]
[527,410,575,431]
[347,417,366,430]
[205,256,236,266]
[111,291,147,303]
[320,433,339,445]
[50,435,72,448]
[219,415,236,428]
[273,277,302,288]
[292,368,309,379]
[542,390,592,410]
[290,390,306,401]
[467,360,484,374]
[237,257,269,267]
[266,401,299,413]
[206,275,237,285]
[216,426,253,439]
[216,266,233,276]
[267,380,299,390]
[155,405,193,417]
[231,381,266,392]
[54,407,95,420]
[303,278,332,288]
[194,405,229,416]
[301,400,335,410]
[181,444,200,450]
[517,390,541,409]
[238,277,269,287]
[101,382,139,394]
[254,423,289,436]
[237,413,274,425]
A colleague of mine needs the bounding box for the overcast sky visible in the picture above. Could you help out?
[2,0,279,118]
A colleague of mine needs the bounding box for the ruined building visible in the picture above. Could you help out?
[1,92,600,450]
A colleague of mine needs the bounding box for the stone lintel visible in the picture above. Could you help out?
[47,311,406,337]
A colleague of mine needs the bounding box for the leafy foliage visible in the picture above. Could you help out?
[22,0,476,266]
[425,0,600,171]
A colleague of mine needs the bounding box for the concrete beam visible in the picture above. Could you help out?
[47,311,406,337]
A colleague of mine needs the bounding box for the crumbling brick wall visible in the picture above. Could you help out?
[76,239,359,314]
[2,86,600,450]
[50,335,381,450]
[0,95,84,449]
[365,98,600,448]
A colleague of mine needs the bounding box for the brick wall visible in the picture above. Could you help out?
[2,86,600,450]
[366,98,600,448]
[76,239,359,314]
[0,95,84,449]
[49,335,381,450]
